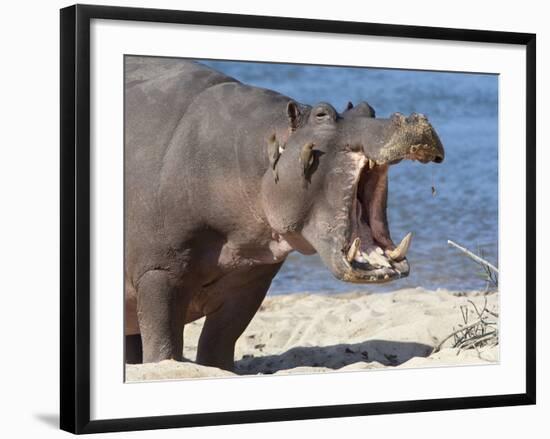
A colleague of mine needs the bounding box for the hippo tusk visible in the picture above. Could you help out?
[386,232,413,262]
[346,237,361,263]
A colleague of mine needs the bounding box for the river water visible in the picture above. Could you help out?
[201,59,498,294]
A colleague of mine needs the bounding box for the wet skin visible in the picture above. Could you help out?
[124,58,444,369]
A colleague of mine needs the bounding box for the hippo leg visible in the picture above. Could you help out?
[125,334,143,364]
[196,284,269,371]
[136,270,188,363]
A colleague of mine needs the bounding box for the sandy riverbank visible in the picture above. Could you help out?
[126,288,499,381]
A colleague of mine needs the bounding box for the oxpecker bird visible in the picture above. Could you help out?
[267,133,283,182]
[300,142,315,179]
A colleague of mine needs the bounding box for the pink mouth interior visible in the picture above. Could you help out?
[351,164,395,254]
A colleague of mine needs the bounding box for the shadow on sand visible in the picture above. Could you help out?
[235,339,433,375]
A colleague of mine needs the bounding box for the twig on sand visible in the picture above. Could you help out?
[432,298,499,354]
[447,240,498,290]
[447,240,499,273]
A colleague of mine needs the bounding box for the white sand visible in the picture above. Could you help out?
[126,288,498,381]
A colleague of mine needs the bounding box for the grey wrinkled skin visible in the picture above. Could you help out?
[125,57,444,369]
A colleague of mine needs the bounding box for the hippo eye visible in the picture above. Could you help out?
[316,111,328,120]
[312,104,337,123]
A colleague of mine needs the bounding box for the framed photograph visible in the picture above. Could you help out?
[60,4,536,434]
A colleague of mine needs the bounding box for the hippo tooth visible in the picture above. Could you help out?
[278,145,285,154]
[375,246,384,255]
[386,232,413,262]
[384,274,390,280]
[360,248,392,268]
[369,159,376,169]
[346,237,361,263]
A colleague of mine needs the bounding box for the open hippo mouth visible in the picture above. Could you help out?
[341,159,411,283]
[267,106,444,284]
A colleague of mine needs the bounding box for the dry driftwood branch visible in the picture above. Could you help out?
[433,298,499,354]
[468,297,486,319]
[456,331,498,354]
[433,319,489,353]
[447,240,499,273]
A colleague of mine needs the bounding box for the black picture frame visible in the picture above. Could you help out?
[60,3,536,434]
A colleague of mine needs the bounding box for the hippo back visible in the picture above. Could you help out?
[125,57,238,176]
[124,58,239,276]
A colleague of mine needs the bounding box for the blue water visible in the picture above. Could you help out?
[200,59,498,294]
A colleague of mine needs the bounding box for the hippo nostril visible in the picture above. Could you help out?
[434,155,444,163]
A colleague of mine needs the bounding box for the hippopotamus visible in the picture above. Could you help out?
[124,57,445,370]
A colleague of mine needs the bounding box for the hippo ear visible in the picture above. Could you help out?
[287,101,302,131]
[347,102,376,118]
[357,102,376,118]
[344,101,354,112]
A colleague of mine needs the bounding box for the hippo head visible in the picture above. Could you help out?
[261,101,444,284]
